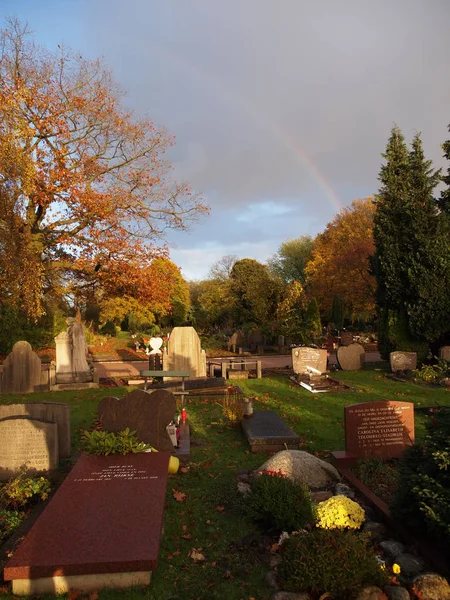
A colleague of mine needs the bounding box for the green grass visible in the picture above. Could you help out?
[0,367,449,599]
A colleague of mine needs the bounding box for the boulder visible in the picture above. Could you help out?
[395,553,424,579]
[383,587,410,600]
[411,573,450,600]
[355,587,387,600]
[255,450,340,490]
[379,540,405,560]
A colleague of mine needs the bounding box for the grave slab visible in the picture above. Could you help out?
[4,452,170,594]
[241,410,300,452]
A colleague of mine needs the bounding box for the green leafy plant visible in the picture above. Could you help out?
[390,407,450,553]
[0,509,25,543]
[355,458,398,505]
[246,470,316,532]
[413,358,450,384]
[278,529,388,598]
[0,471,52,510]
[80,428,151,456]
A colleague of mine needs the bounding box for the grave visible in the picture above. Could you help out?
[439,346,450,362]
[0,417,59,481]
[98,389,176,453]
[4,452,170,595]
[1,341,44,394]
[0,402,71,459]
[241,410,300,453]
[292,347,327,375]
[331,400,414,467]
[54,317,98,389]
[336,343,365,370]
[163,326,206,378]
[390,351,417,372]
[292,367,352,393]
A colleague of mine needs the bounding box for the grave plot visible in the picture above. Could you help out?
[4,452,170,595]
[241,410,300,452]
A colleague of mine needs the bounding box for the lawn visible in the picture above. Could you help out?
[0,366,449,599]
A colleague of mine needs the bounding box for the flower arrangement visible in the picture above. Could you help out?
[316,494,365,530]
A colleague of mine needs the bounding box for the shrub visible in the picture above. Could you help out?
[355,459,398,505]
[278,529,388,598]
[80,428,151,455]
[413,358,450,384]
[0,471,52,510]
[316,494,365,530]
[390,407,450,553]
[246,470,316,532]
[99,320,117,336]
[0,509,25,544]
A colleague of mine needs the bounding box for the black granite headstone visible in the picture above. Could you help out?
[241,410,300,452]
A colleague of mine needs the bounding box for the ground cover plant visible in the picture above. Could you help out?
[0,367,449,599]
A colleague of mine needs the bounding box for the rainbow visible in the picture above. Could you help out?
[152,44,342,213]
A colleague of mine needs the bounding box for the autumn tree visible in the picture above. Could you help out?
[267,236,313,284]
[0,19,207,321]
[207,254,238,281]
[305,198,376,322]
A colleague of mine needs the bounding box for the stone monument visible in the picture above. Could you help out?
[390,351,417,372]
[336,343,365,371]
[0,403,71,459]
[0,417,59,480]
[1,341,43,394]
[55,318,93,385]
[163,326,206,378]
[98,389,176,452]
[439,346,450,362]
[292,346,327,375]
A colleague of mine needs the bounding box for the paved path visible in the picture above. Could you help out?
[93,352,384,379]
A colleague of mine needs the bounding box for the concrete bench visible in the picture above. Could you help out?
[140,370,190,406]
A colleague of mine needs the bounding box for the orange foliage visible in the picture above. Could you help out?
[305,198,376,320]
[0,20,208,319]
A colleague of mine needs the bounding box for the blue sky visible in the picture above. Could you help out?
[3,0,450,279]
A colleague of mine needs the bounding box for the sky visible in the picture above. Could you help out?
[3,0,450,280]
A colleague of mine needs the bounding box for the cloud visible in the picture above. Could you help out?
[6,0,450,279]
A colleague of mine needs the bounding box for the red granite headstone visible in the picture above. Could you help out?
[4,452,169,583]
[344,401,414,460]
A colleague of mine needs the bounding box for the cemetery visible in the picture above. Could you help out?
[1,332,450,598]
[1,13,450,600]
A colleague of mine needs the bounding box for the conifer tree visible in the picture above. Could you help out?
[438,124,450,215]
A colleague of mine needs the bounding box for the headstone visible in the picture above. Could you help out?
[1,341,42,394]
[438,346,450,362]
[0,402,71,459]
[0,417,59,481]
[390,351,417,372]
[292,347,327,375]
[344,401,414,460]
[4,452,170,595]
[164,326,206,378]
[278,335,285,347]
[98,389,176,452]
[55,318,91,384]
[336,343,365,370]
[227,330,246,352]
[340,331,353,346]
[241,410,300,452]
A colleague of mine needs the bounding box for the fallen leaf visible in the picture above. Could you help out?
[89,593,99,600]
[182,533,193,539]
[167,550,181,560]
[189,548,206,562]
[205,519,211,525]
[172,488,187,502]
[216,505,225,512]
[180,466,189,473]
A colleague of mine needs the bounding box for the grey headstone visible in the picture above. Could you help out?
[0,403,71,458]
[390,351,417,372]
[292,347,327,375]
[55,318,91,384]
[0,417,59,480]
[1,341,42,394]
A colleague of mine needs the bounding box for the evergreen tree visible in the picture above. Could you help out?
[373,127,449,361]
[372,126,410,358]
[438,124,450,215]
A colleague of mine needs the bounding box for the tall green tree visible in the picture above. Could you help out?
[438,124,450,215]
[373,126,449,360]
